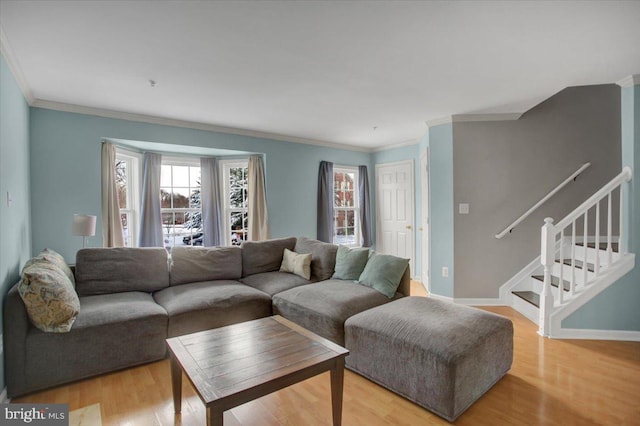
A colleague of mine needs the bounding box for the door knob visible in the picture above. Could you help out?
[406,225,412,230]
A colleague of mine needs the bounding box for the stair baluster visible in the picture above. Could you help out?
[583,210,588,287]
[595,201,600,275]
[558,230,564,304]
[607,192,613,266]
[570,221,576,295]
[539,217,555,337]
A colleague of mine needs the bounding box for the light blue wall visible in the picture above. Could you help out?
[563,84,640,331]
[0,54,32,391]
[426,124,454,297]
[372,143,422,278]
[29,108,372,262]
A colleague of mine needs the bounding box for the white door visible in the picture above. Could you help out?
[376,160,415,275]
[420,150,429,291]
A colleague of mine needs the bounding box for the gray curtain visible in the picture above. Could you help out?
[100,142,125,247]
[138,152,163,247]
[201,157,222,246]
[359,165,372,247]
[317,161,334,243]
[248,155,270,241]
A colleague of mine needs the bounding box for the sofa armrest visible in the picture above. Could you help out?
[3,283,30,397]
[397,265,411,297]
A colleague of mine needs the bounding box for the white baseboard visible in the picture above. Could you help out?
[454,298,505,306]
[0,387,8,403]
[427,293,454,302]
[552,328,640,342]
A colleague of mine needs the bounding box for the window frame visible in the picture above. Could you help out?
[160,156,203,248]
[115,148,141,247]
[220,158,250,246]
[333,165,361,247]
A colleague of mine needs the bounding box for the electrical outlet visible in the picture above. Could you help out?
[459,203,469,214]
[442,267,449,278]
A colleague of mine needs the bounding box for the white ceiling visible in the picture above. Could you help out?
[1,1,639,150]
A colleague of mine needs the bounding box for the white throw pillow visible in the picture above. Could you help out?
[279,248,312,280]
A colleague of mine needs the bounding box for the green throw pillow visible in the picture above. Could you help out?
[332,246,370,280]
[358,253,409,298]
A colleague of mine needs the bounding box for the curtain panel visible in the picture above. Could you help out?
[100,142,125,247]
[201,157,223,246]
[138,152,163,247]
[317,161,334,243]
[359,165,372,247]
[248,155,270,241]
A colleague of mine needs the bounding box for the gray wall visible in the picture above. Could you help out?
[452,85,621,298]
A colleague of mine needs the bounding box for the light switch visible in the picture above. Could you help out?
[459,203,469,214]
[7,192,13,208]
[442,266,449,278]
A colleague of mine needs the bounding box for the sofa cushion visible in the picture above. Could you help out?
[75,248,170,296]
[241,237,297,277]
[23,291,168,395]
[332,246,370,281]
[272,279,398,345]
[358,253,409,298]
[153,280,272,337]
[24,248,75,287]
[294,237,339,281]
[279,248,312,279]
[19,262,80,333]
[170,246,242,285]
[240,271,312,296]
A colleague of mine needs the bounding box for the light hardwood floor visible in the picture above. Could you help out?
[14,281,640,425]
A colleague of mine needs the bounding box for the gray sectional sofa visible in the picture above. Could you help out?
[4,237,410,398]
[5,236,512,422]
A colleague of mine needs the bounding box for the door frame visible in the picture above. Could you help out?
[420,149,430,292]
[375,159,415,278]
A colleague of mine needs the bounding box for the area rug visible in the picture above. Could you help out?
[69,403,102,426]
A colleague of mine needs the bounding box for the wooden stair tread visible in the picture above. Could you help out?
[575,242,619,253]
[557,258,595,272]
[512,291,540,308]
[532,275,570,291]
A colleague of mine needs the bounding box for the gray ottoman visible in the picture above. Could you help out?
[344,297,513,422]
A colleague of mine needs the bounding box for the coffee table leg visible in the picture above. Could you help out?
[207,405,223,426]
[170,352,182,413]
[330,357,345,426]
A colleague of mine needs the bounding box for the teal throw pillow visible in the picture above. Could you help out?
[358,253,409,298]
[332,246,370,281]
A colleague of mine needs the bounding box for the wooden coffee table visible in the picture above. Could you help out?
[166,315,349,426]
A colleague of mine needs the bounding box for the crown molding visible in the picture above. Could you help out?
[453,112,523,122]
[425,112,522,128]
[616,74,640,88]
[31,99,373,153]
[372,138,419,153]
[425,116,453,128]
[0,24,34,104]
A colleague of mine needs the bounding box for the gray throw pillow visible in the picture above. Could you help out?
[358,253,409,298]
[332,246,370,280]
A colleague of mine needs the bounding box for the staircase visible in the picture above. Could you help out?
[502,167,635,338]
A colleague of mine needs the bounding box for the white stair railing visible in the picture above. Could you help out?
[538,167,633,337]
[496,162,591,239]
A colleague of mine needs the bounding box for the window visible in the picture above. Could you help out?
[333,166,360,246]
[221,159,249,246]
[115,149,140,247]
[160,158,202,248]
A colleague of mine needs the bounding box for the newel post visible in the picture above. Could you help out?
[539,217,555,337]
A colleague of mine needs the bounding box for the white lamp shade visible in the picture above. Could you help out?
[72,214,97,237]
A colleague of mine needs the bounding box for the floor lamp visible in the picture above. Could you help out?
[73,214,97,248]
